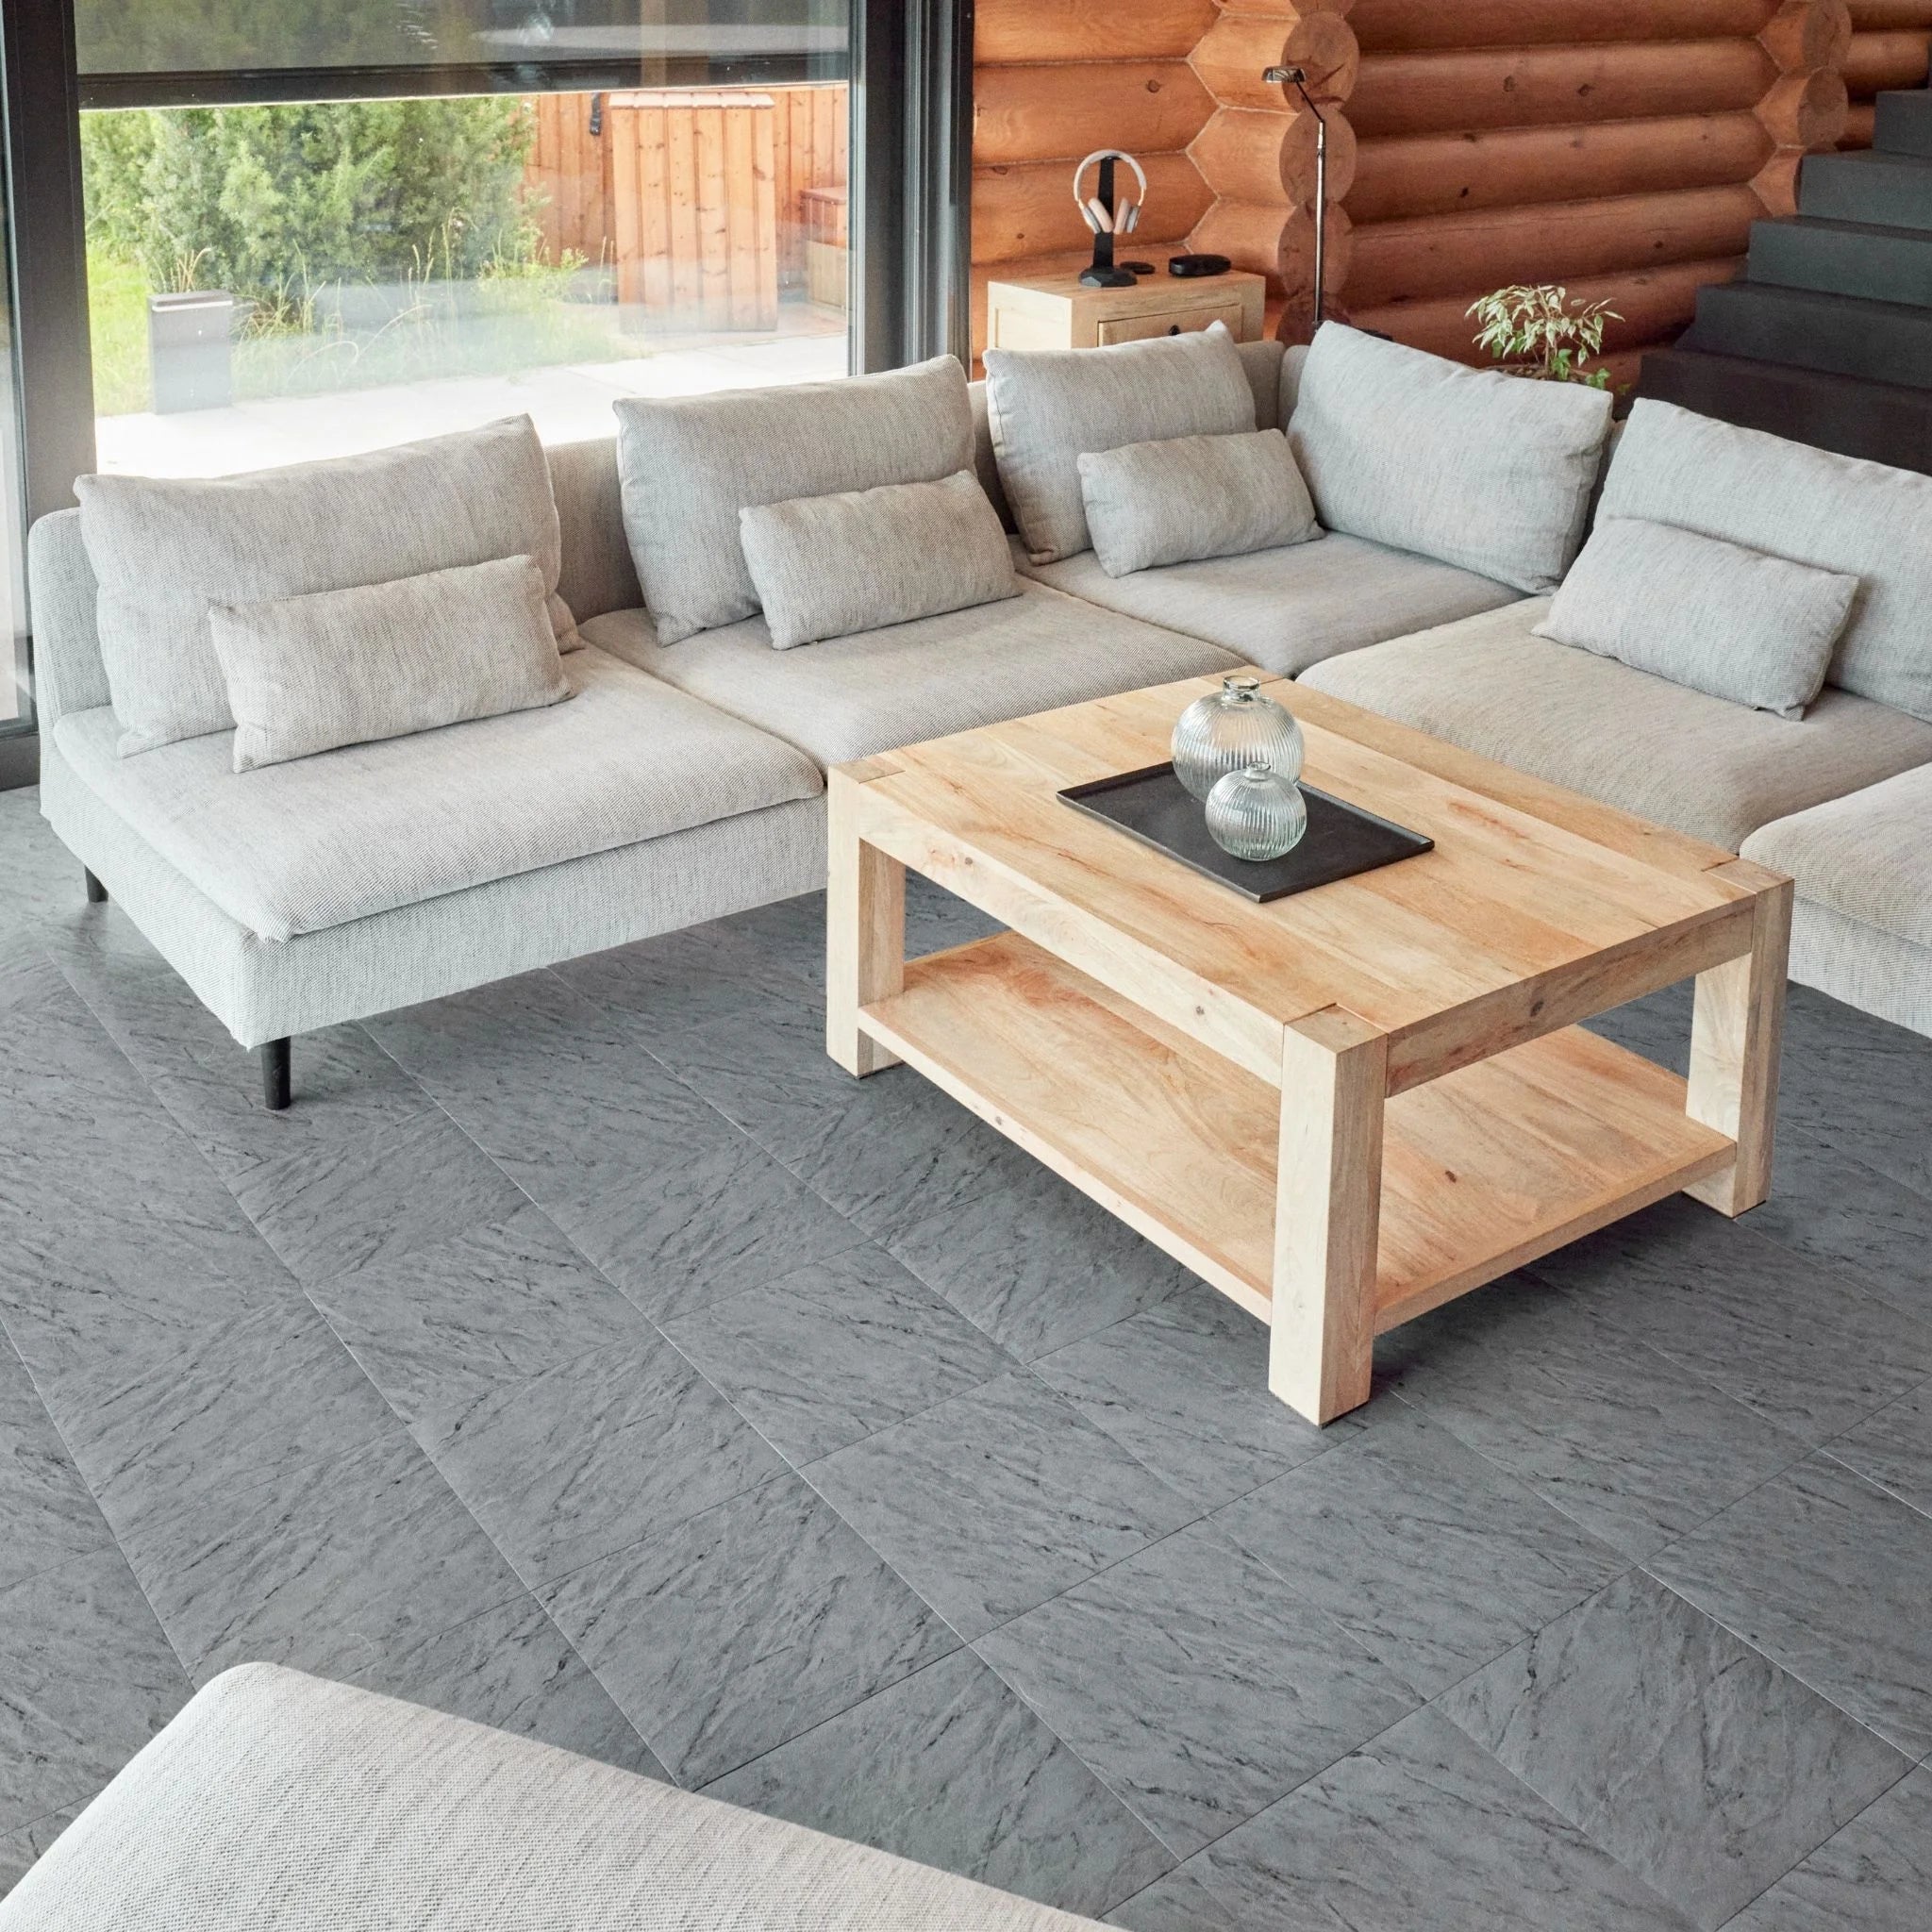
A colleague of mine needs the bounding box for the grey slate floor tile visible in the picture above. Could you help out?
[45,1295,399,1532]
[1438,1570,1909,1930]
[1030,1282,1351,1512]
[977,1520,1417,1858]
[1181,1705,1699,1932]
[1214,1398,1626,1699]
[1724,1762,1932,1932]
[886,1177,1193,1362]
[805,1369,1196,1641]
[305,1203,660,1454]
[423,1333,787,1588]
[1105,1864,1241,1932]
[539,1472,958,1787]
[708,1648,1172,1918]
[556,919,815,1037]
[229,1104,529,1286]
[1824,1379,1932,1518]
[1523,1196,1932,1445]
[0,1345,114,1593]
[529,1134,866,1324]
[0,1547,192,1835]
[1648,1452,1932,1759]
[337,1592,666,1780]
[664,1243,1015,1466]
[115,1428,528,1683]
[1380,1274,1809,1560]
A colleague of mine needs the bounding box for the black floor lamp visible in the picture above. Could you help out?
[1263,64,1327,328]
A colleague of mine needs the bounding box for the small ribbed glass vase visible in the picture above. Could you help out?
[1171,675,1305,802]
[1206,764,1309,862]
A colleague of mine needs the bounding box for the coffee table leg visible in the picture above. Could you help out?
[1270,1010,1387,1424]
[1684,864,1793,1216]
[826,765,906,1077]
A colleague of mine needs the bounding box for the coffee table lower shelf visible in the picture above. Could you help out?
[859,931,1735,1339]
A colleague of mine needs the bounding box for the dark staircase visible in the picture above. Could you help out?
[1637,84,1932,474]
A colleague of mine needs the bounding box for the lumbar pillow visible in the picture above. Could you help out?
[1076,427,1320,577]
[75,415,574,758]
[210,554,570,773]
[1534,517,1857,719]
[613,357,973,645]
[1599,397,1932,721]
[1289,323,1614,594]
[984,322,1258,565]
[739,470,1019,650]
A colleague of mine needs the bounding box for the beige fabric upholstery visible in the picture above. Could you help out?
[547,434,643,623]
[1021,532,1520,677]
[76,415,575,757]
[615,357,974,643]
[583,578,1238,766]
[1743,762,1932,956]
[1299,600,1932,851]
[40,740,824,1048]
[741,470,1018,649]
[1289,324,1612,595]
[213,555,570,772]
[54,647,823,942]
[25,509,108,729]
[1775,900,1932,1039]
[0,1664,1101,1931]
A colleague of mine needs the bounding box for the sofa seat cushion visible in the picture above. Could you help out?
[581,578,1240,766]
[1019,533,1521,677]
[54,647,824,942]
[1298,600,1932,852]
[1742,763,1932,952]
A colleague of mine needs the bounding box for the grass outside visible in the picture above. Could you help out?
[88,245,645,417]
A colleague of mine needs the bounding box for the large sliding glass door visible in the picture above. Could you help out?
[75,2,856,477]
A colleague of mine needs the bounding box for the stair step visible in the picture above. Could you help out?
[1799,149,1932,230]
[1874,88,1932,160]
[1747,215,1932,308]
[1637,347,1932,475]
[1680,281,1932,390]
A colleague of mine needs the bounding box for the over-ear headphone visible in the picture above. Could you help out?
[1073,150,1147,236]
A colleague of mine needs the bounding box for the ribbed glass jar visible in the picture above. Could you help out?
[1206,764,1309,862]
[1171,675,1305,802]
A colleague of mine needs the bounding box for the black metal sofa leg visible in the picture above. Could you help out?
[84,867,108,905]
[260,1038,291,1111]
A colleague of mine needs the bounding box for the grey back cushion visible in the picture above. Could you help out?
[1289,323,1613,594]
[1534,517,1857,720]
[1077,428,1320,577]
[75,415,572,758]
[1599,398,1932,721]
[984,322,1258,565]
[741,470,1019,650]
[614,356,974,644]
[212,554,571,773]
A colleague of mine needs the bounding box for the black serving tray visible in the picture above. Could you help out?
[1058,761,1432,904]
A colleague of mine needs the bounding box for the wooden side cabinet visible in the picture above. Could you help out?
[985,268,1268,353]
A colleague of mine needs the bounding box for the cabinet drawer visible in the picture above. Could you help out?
[1095,299,1248,346]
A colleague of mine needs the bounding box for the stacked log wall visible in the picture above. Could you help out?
[1840,0,1932,145]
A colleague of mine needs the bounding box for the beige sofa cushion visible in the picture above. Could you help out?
[1299,600,1932,852]
[54,647,823,942]
[1742,763,1932,953]
[0,1663,1104,1932]
[582,578,1239,767]
[1020,533,1521,677]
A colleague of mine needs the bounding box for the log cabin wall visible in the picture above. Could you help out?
[1314,1,1857,386]
[970,0,1221,364]
[1840,1,1932,146]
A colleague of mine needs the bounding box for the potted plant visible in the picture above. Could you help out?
[1466,284,1619,390]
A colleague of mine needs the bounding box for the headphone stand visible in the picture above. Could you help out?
[1078,157,1138,290]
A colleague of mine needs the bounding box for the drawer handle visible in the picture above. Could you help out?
[1168,324,1181,335]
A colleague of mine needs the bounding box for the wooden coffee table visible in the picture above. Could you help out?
[824,673,1791,1424]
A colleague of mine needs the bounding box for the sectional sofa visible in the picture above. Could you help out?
[25,327,1932,1117]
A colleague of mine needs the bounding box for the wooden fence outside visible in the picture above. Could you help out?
[525,84,848,325]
